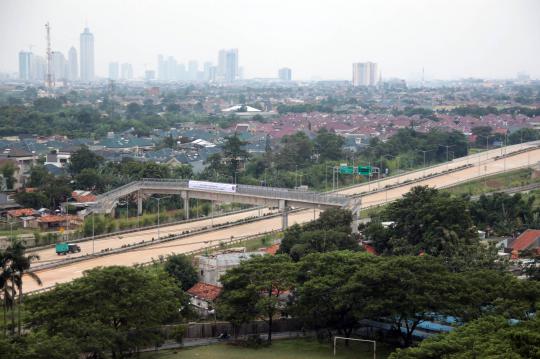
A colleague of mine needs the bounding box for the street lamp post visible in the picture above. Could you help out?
[152,196,171,240]
[92,210,95,255]
[438,144,454,171]
[417,150,429,177]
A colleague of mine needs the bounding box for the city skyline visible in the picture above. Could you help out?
[1,0,539,81]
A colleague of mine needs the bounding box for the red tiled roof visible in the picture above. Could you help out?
[37,215,78,223]
[511,229,540,251]
[7,208,35,217]
[363,244,379,256]
[75,194,97,203]
[187,282,222,302]
[264,243,280,255]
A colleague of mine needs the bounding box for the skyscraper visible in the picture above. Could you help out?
[217,49,238,83]
[51,51,67,81]
[19,51,33,81]
[352,62,378,86]
[157,54,165,81]
[217,48,238,83]
[218,49,227,79]
[68,47,78,81]
[203,62,212,81]
[80,27,95,82]
[121,63,133,80]
[278,67,292,81]
[31,55,46,82]
[108,62,119,80]
[188,60,198,81]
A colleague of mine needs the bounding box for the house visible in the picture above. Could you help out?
[0,147,36,188]
[7,208,36,219]
[194,248,263,286]
[37,214,80,230]
[507,229,540,258]
[186,282,222,317]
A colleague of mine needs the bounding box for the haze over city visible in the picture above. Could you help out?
[1,0,539,81]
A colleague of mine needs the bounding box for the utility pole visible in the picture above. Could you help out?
[438,144,454,171]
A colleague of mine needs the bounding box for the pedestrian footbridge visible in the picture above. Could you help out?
[90,179,355,229]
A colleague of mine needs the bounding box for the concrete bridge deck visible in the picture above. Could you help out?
[91,179,353,230]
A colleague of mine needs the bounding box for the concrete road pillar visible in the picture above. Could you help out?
[279,199,288,230]
[182,191,190,219]
[137,192,143,215]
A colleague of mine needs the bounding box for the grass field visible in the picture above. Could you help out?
[141,338,394,359]
[445,168,538,196]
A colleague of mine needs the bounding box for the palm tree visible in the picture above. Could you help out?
[0,250,15,337]
[5,239,42,335]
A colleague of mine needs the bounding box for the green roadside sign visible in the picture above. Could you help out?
[339,165,354,175]
[358,165,372,175]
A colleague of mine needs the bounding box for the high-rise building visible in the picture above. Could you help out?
[203,62,212,81]
[278,67,292,81]
[19,51,33,81]
[217,49,238,82]
[120,63,133,80]
[51,51,67,81]
[31,55,46,82]
[352,62,378,86]
[157,54,165,81]
[218,49,227,79]
[68,47,78,81]
[145,70,155,81]
[108,62,119,80]
[188,60,198,81]
[80,27,95,82]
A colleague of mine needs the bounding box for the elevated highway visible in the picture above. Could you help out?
[92,179,351,230]
[24,141,540,292]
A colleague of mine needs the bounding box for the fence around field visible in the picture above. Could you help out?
[173,318,303,339]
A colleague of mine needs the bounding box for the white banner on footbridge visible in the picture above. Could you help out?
[188,180,237,193]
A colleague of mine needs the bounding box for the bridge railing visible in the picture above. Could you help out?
[94,181,142,202]
[236,183,349,206]
[92,178,350,209]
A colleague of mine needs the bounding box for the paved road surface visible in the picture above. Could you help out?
[30,207,277,266]
[24,144,540,292]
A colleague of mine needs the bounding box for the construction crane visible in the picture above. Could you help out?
[45,22,54,90]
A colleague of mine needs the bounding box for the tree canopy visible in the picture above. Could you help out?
[25,266,187,358]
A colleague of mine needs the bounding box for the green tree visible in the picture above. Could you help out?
[25,266,187,358]
[27,165,51,187]
[279,208,355,258]
[509,127,540,145]
[390,316,540,359]
[293,251,379,341]
[5,239,42,335]
[470,192,540,236]
[69,145,103,176]
[222,134,250,177]
[218,255,296,344]
[164,254,198,291]
[0,162,16,190]
[345,256,463,347]
[13,192,48,209]
[75,168,104,191]
[274,132,314,170]
[362,186,489,270]
[472,125,494,147]
[126,102,142,119]
[315,128,344,161]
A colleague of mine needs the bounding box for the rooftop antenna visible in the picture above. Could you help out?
[45,22,54,90]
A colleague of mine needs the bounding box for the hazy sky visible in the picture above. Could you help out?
[1,0,539,80]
